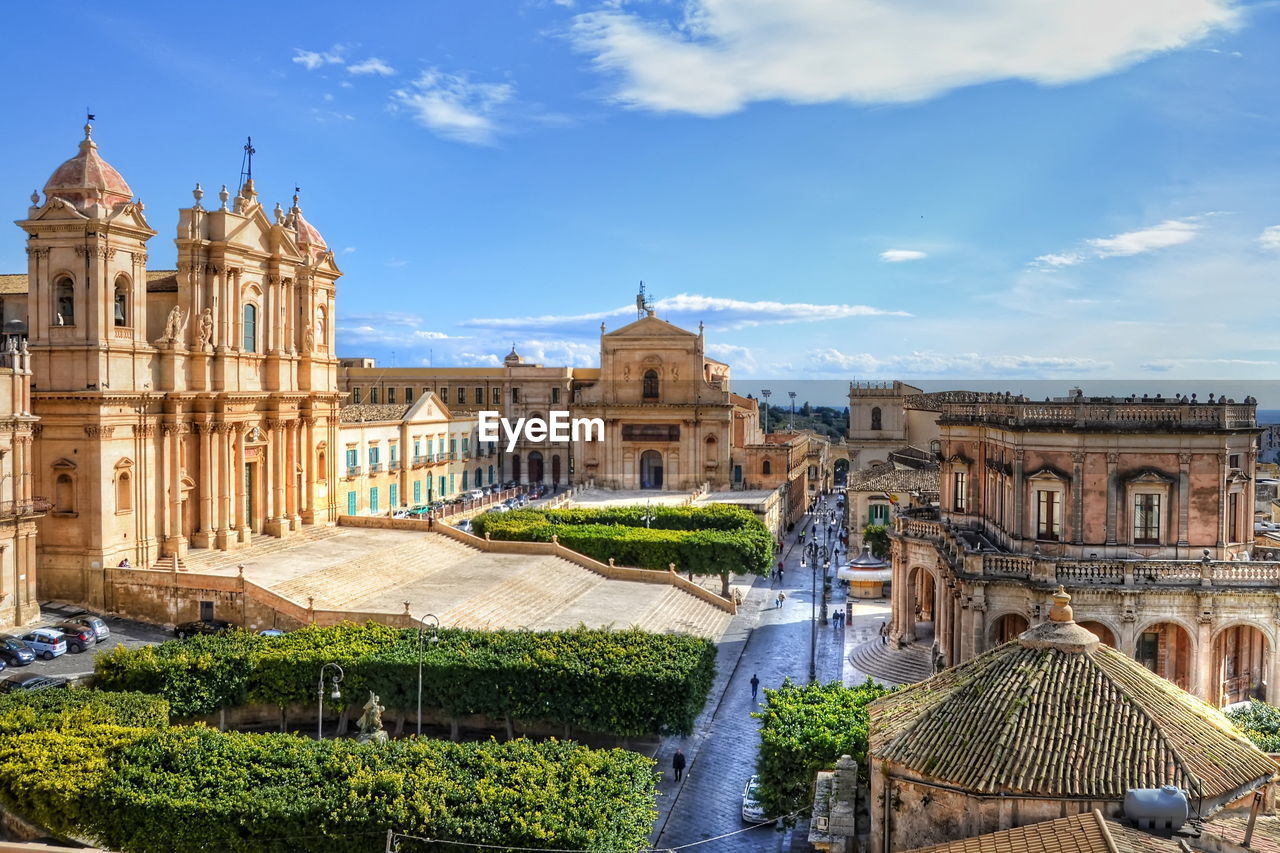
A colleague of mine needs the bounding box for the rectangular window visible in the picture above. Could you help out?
[1136,632,1158,672]
[369,446,380,466]
[475,387,484,404]
[370,488,379,514]
[347,491,357,516]
[448,473,455,494]
[390,483,398,508]
[450,439,457,454]
[492,387,501,405]
[351,388,363,404]
[1036,490,1061,541]
[413,480,421,503]
[369,387,380,404]
[457,387,466,404]
[387,387,397,405]
[440,387,448,404]
[1134,493,1160,544]
[462,471,469,490]
[413,440,421,457]
[551,387,560,404]
[1228,492,1240,542]
[345,449,357,469]
[1230,454,1240,469]
[512,387,520,403]
[869,503,890,526]
[405,387,415,404]
[390,444,398,464]
[438,476,446,496]
[953,471,968,512]
[462,437,469,454]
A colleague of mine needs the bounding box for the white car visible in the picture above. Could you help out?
[742,775,771,824]
[20,629,67,661]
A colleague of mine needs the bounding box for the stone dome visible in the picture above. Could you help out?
[43,124,133,207]
[288,194,327,256]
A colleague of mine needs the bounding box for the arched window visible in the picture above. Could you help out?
[55,474,74,513]
[871,407,882,431]
[55,276,75,325]
[643,369,659,399]
[114,277,129,327]
[242,303,258,352]
[762,460,772,475]
[116,471,133,513]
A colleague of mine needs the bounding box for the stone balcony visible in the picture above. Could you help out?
[892,514,1280,591]
[937,396,1256,431]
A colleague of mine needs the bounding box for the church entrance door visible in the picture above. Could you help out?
[640,450,663,489]
[528,451,544,484]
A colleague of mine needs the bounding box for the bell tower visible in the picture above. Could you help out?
[16,122,156,392]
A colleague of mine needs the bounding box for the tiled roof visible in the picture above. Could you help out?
[901,810,1180,853]
[339,404,411,423]
[0,270,179,295]
[869,632,1276,801]
[847,465,939,493]
[1199,812,1280,853]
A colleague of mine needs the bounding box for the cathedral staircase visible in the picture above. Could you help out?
[846,638,934,686]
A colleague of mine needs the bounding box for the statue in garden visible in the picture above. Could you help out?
[356,691,387,743]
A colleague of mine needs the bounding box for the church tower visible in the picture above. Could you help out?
[17,122,156,393]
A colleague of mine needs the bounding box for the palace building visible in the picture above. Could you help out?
[889,391,1275,707]
[3,124,343,613]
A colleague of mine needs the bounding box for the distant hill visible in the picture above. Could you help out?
[754,402,847,441]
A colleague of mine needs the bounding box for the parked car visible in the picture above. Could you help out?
[0,674,68,694]
[0,635,36,667]
[65,611,110,642]
[51,623,96,654]
[20,629,67,661]
[467,489,485,501]
[455,519,473,534]
[258,629,286,638]
[741,775,772,824]
[174,618,232,639]
[392,508,412,519]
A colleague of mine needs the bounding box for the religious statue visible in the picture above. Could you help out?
[303,326,315,354]
[356,691,387,744]
[198,308,214,349]
[161,306,186,343]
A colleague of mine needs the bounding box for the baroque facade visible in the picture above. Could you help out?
[890,392,1271,706]
[7,125,342,609]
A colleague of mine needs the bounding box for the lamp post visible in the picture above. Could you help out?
[317,662,344,740]
[788,391,796,430]
[416,613,440,736]
[761,389,772,434]
[641,500,655,529]
[804,544,817,683]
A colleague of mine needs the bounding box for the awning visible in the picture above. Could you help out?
[838,566,893,582]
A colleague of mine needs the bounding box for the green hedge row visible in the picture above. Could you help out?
[752,679,893,824]
[471,505,774,579]
[0,692,657,853]
[94,622,716,736]
[0,688,169,733]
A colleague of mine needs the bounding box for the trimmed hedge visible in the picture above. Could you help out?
[471,504,774,580]
[1226,700,1280,752]
[752,679,893,824]
[0,688,169,733]
[95,622,716,736]
[0,694,658,853]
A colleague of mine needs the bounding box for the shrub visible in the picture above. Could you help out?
[0,709,658,853]
[862,524,890,559]
[752,679,893,824]
[1226,700,1280,752]
[96,623,716,736]
[0,689,169,733]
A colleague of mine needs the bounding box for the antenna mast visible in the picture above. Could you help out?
[636,281,653,318]
[238,136,256,190]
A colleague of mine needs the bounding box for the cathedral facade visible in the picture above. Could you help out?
[10,125,342,609]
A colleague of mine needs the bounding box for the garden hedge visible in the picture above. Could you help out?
[752,679,893,824]
[0,691,658,853]
[471,504,774,594]
[95,622,716,736]
[1226,700,1280,752]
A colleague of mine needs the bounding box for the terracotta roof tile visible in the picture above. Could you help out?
[340,404,411,423]
[869,640,1276,801]
[847,465,939,493]
[902,810,1181,853]
[1198,812,1280,853]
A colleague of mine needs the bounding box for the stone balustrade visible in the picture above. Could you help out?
[939,400,1255,430]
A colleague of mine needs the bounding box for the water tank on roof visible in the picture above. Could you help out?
[1124,786,1189,832]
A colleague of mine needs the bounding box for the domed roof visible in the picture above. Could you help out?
[504,345,524,366]
[869,589,1276,803]
[43,123,133,206]
[288,194,327,256]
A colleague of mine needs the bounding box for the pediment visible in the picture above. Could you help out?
[25,198,91,223]
[1125,468,1176,485]
[51,457,77,471]
[102,202,155,233]
[1026,465,1070,482]
[114,457,134,470]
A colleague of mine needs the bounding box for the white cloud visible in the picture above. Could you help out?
[293,46,345,71]
[342,247,356,254]
[347,58,396,76]
[384,258,409,268]
[1032,218,1204,268]
[1140,357,1276,372]
[807,348,1111,376]
[462,292,909,335]
[1260,226,1280,251]
[705,342,756,370]
[570,0,1237,116]
[389,69,515,145]
[454,352,503,367]
[880,249,927,263]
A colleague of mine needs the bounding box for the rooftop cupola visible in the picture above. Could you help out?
[42,122,134,211]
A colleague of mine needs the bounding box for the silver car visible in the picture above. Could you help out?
[742,775,771,824]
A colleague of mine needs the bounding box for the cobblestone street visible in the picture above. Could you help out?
[651,505,868,852]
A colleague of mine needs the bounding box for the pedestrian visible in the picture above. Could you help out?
[776,591,787,609]
[750,673,760,700]
[879,622,889,645]
[776,560,784,581]
[777,565,784,584]
[672,749,686,781]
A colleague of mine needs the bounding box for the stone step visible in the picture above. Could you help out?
[441,557,604,630]
[847,638,934,686]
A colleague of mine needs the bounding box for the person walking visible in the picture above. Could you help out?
[879,622,889,645]
[750,673,760,701]
[777,564,785,584]
[776,591,787,609]
[672,749,687,781]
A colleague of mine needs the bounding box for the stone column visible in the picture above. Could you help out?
[270,420,287,535]
[300,417,314,522]
[193,423,214,548]
[1195,614,1215,704]
[286,420,300,530]
[936,584,951,663]
[215,425,232,549]
[1105,452,1118,547]
[236,425,251,543]
[166,423,185,554]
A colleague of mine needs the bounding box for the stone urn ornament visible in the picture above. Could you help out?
[356,690,388,744]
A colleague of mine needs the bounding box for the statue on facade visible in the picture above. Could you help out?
[198,308,214,350]
[161,306,186,344]
[303,326,315,354]
[356,691,387,744]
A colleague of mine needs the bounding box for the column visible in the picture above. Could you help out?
[286,420,299,529]
[269,421,287,536]
[1011,450,1025,540]
[1195,618,1215,704]
[300,417,314,521]
[215,425,232,548]
[237,425,251,543]
[1105,452,1118,547]
[937,586,951,663]
[194,423,213,548]
[1178,453,1191,552]
[167,424,185,551]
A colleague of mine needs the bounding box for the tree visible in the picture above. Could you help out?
[801,401,812,417]
[863,523,890,558]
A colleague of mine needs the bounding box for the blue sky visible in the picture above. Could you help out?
[2,0,1279,380]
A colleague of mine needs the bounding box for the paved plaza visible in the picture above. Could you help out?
[179,526,733,638]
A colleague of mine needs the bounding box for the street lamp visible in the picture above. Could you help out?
[416,613,440,736]
[641,500,655,529]
[808,543,818,683]
[761,389,772,434]
[788,391,796,430]
[317,662,344,740]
